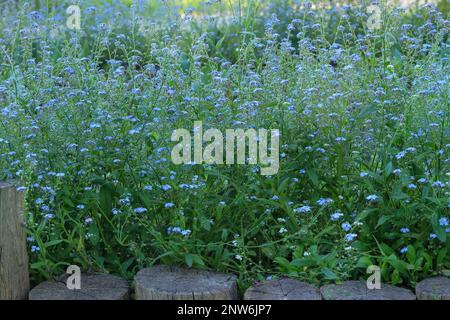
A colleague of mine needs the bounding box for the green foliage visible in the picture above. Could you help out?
[0,0,448,290]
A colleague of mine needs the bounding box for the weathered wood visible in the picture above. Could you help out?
[29,274,129,300]
[0,181,29,300]
[416,277,450,300]
[320,280,416,300]
[134,265,238,300]
[244,278,322,300]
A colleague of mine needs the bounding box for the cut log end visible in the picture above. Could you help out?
[416,277,450,300]
[320,280,416,300]
[244,278,322,300]
[29,274,130,300]
[134,265,238,300]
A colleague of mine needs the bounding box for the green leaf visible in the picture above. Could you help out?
[406,245,416,265]
[307,170,319,186]
[356,256,373,268]
[387,254,410,274]
[379,243,395,257]
[192,255,205,267]
[121,258,135,272]
[139,194,153,210]
[385,162,393,176]
[184,253,193,268]
[321,268,338,280]
[290,258,316,267]
[437,248,447,265]
[391,187,408,200]
[358,209,378,220]
[391,269,401,284]
[221,229,229,242]
[275,257,291,268]
[358,105,377,119]
[277,177,291,194]
[200,217,212,231]
[93,256,105,268]
[99,184,113,215]
[431,214,447,242]
[215,35,226,50]
[376,215,391,229]
[30,262,47,270]
[61,195,75,207]
[45,240,63,247]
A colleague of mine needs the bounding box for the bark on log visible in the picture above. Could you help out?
[0,181,29,300]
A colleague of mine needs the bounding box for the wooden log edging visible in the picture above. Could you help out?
[244,278,322,300]
[25,272,450,300]
[416,277,450,300]
[29,273,130,300]
[320,280,416,300]
[134,265,239,300]
[0,181,30,300]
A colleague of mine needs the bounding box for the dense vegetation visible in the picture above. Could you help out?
[0,0,448,291]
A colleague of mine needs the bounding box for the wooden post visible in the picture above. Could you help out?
[0,181,30,300]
